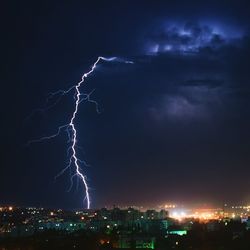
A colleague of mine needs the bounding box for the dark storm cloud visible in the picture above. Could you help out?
[146,21,245,54]
[132,55,224,121]
[138,19,250,122]
[149,95,207,121]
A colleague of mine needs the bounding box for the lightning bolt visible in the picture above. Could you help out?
[27,56,133,209]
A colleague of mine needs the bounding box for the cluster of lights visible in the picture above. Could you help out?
[170,211,186,220]
[164,204,176,209]
[169,209,220,221]
[0,206,14,212]
[191,211,216,220]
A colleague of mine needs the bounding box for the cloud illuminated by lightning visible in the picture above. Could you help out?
[27,56,133,209]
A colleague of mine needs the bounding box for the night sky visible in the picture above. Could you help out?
[2,1,250,209]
